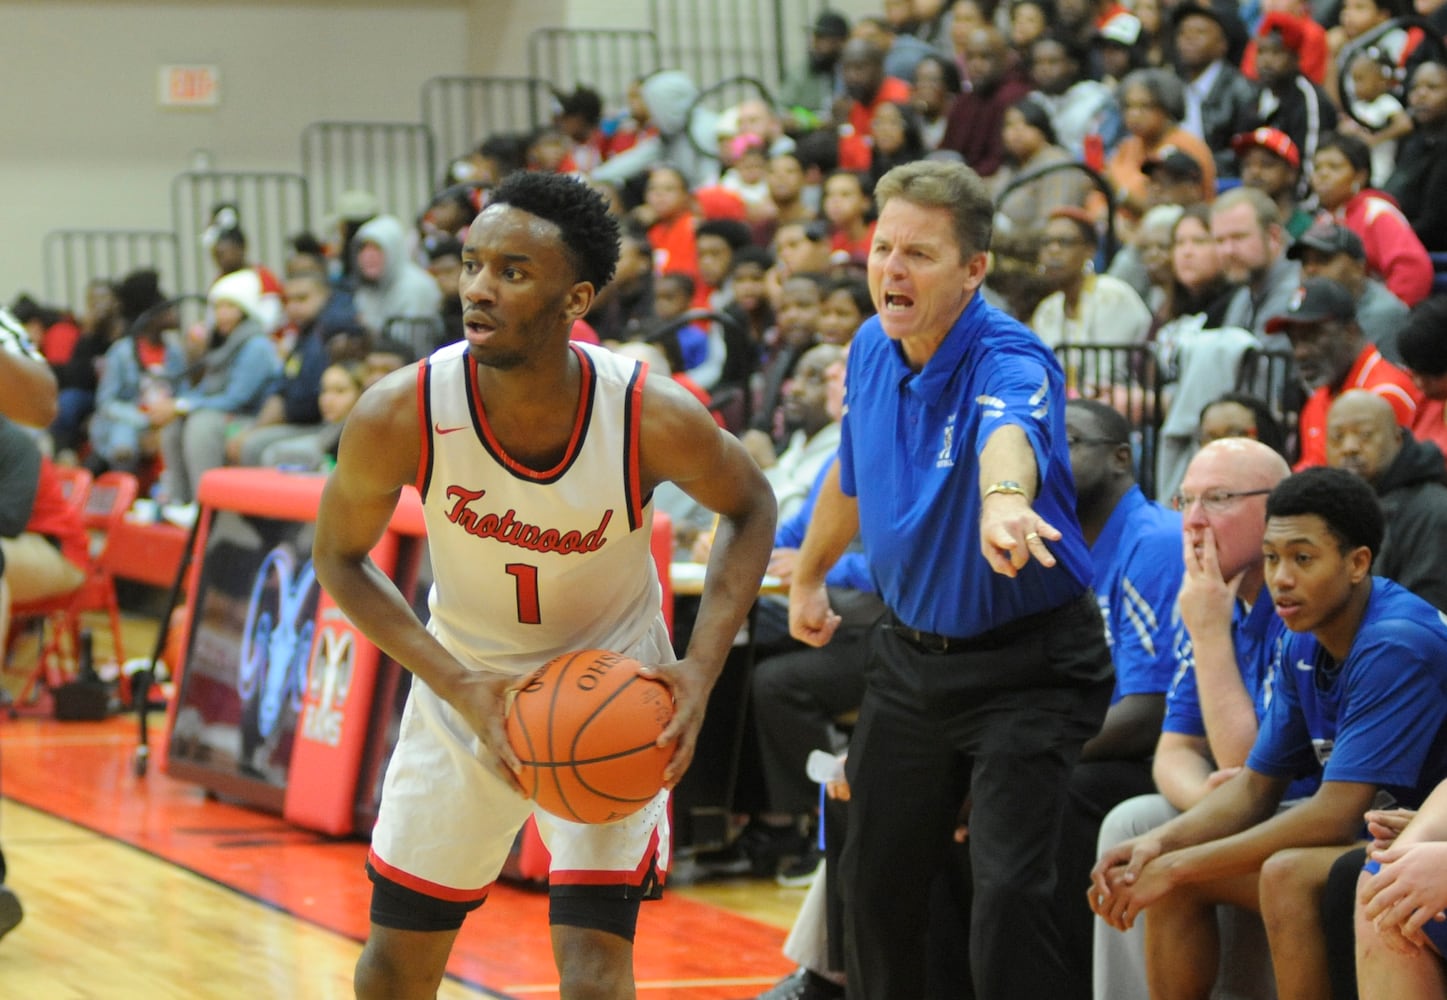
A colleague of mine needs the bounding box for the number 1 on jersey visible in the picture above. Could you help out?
[505,563,541,624]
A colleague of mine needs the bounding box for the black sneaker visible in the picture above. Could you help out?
[0,885,23,942]
[751,968,844,1000]
[775,843,823,887]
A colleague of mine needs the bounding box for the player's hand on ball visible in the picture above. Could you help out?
[446,668,529,794]
[637,657,712,788]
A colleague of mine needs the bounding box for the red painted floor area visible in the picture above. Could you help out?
[0,715,792,998]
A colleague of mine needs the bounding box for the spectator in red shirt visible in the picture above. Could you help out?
[1310,131,1435,307]
[834,39,913,172]
[643,165,700,284]
[1266,276,1423,468]
[822,171,875,269]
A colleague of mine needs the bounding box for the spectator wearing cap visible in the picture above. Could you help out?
[1287,220,1410,362]
[1247,14,1337,173]
[1171,2,1258,179]
[1107,69,1217,222]
[832,39,914,173]
[940,25,1033,177]
[1142,151,1210,208]
[1398,294,1447,456]
[1092,11,1144,86]
[1030,207,1153,358]
[781,11,851,126]
[1028,33,1117,163]
[1232,127,1315,238]
[1326,389,1447,611]
[1311,131,1435,307]
[1240,5,1328,85]
[1266,275,1421,468]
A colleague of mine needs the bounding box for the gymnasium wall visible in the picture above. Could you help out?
[1,0,876,304]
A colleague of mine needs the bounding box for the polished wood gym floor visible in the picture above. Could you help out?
[0,614,801,999]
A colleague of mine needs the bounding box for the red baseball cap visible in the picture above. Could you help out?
[1231,127,1300,169]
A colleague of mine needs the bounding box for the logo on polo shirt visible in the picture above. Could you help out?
[937,412,957,468]
[1312,737,1334,766]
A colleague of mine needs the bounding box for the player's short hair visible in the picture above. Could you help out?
[487,172,620,290]
[1266,467,1384,559]
[1066,398,1131,445]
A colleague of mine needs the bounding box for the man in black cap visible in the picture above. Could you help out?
[1172,3,1257,177]
[1264,275,1421,468]
[781,11,851,127]
[1287,221,1408,363]
[1142,151,1211,209]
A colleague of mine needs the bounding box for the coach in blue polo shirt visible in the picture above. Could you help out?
[788,159,1115,1000]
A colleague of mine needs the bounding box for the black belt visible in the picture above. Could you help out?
[887,592,1096,656]
[888,618,970,654]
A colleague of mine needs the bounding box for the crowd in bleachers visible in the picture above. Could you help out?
[9,0,1447,994]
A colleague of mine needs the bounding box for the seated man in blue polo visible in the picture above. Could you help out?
[1054,398,1184,996]
[1091,467,1447,1000]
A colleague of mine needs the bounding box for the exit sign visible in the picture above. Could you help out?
[159,65,221,108]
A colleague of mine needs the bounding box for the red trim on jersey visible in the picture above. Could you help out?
[367,847,492,903]
[624,360,646,532]
[466,345,595,481]
[414,360,433,498]
[545,826,667,888]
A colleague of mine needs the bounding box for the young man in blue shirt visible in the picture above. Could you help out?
[1091,467,1447,1000]
[790,159,1114,998]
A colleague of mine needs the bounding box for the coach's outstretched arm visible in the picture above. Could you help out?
[636,373,777,786]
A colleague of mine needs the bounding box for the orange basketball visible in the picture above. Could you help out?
[505,648,674,824]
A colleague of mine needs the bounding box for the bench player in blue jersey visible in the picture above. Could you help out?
[1091,467,1447,1000]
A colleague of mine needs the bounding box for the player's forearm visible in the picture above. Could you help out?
[1190,634,1259,768]
[1394,780,1447,848]
[1082,694,1164,762]
[1160,780,1370,886]
[793,462,858,589]
[314,548,470,696]
[1151,768,1280,856]
[683,487,778,684]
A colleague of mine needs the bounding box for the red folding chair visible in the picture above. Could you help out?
[8,471,138,707]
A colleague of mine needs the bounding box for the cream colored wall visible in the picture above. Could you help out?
[3,0,880,305]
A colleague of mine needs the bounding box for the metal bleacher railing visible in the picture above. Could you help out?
[1054,343,1166,500]
[421,75,553,166]
[171,170,310,297]
[45,2,828,301]
[43,229,181,314]
[528,27,661,113]
[301,121,437,237]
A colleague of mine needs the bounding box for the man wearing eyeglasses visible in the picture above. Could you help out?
[1090,436,1292,1000]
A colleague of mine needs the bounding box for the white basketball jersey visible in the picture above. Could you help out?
[415,340,662,676]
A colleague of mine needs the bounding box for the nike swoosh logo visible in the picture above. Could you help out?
[434,423,469,435]
[1295,659,1313,672]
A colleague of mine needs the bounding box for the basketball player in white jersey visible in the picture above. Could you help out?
[313,172,777,1000]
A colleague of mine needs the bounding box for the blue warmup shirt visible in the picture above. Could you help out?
[1248,578,1447,809]
[1091,486,1182,704]
[838,293,1092,637]
[777,459,876,594]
